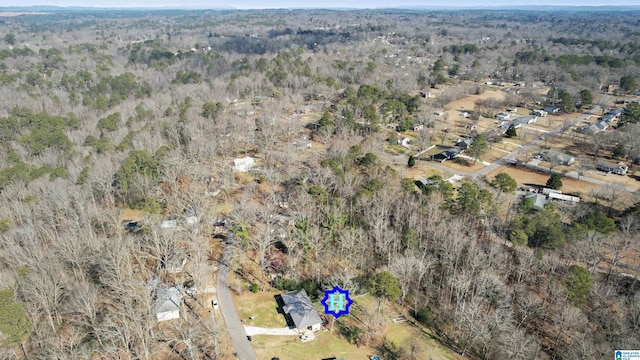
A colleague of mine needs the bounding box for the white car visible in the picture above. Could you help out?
[212,299,219,309]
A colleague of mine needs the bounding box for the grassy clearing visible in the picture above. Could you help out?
[233,291,288,328]
[253,330,373,360]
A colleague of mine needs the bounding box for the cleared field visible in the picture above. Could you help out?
[487,165,595,196]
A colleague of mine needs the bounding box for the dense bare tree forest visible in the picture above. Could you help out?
[0,7,639,359]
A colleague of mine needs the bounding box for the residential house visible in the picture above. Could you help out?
[155,286,182,322]
[584,121,609,135]
[583,124,601,135]
[460,111,470,118]
[540,150,575,165]
[512,115,538,126]
[531,109,548,117]
[608,108,624,117]
[397,134,411,147]
[525,193,547,211]
[495,112,512,121]
[602,114,616,123]
[499,120,520,133]
[456,138,473,151]
[435,147,461,161]
[415,178,438,190]
[597,160,628,175]
[411,124,424,131]
[544,106,561,114]
[277,289,323,332]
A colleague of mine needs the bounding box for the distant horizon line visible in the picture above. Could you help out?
[2,4,640,11]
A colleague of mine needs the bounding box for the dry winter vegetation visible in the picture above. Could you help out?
[0,7,640,360]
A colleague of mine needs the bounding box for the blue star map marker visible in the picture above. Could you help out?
[321,285,353,318]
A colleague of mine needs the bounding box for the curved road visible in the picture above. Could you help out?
[217,240,257,360]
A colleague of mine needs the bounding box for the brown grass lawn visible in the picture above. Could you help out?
[445,89,507,113]
[487,165,595,196]
[440,157,486,173]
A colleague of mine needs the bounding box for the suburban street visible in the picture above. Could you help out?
[217,239,257,360]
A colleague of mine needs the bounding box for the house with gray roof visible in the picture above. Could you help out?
[540,149,575,165]
[597,160,628,175]
[278,289,322,331]
[525,193,548,211]
[512,115,538,126]
[155,286,182,322]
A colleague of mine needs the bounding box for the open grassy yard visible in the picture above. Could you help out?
[233,291,288,328]
[253,331,374,360]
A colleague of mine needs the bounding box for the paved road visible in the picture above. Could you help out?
[217,240,257,360]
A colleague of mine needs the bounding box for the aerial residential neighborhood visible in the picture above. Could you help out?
[1,4,640,360]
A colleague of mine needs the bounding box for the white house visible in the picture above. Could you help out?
[597,160,628,175]
[155,286,183,322]
[397,134,411,147]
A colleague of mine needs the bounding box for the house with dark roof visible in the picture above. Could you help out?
[608,108,624,117]
[434,147,461,161]
[456,138,473,151]
[277,289,322,332]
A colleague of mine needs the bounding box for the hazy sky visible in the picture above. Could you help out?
[3,0,640,8]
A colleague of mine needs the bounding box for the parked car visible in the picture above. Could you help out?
[212,299,219,309]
